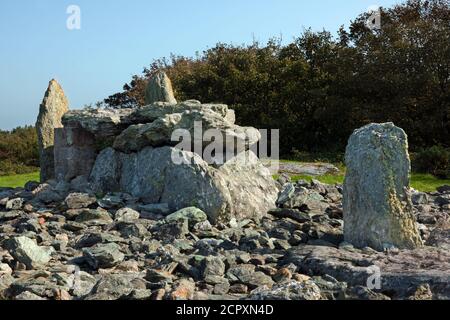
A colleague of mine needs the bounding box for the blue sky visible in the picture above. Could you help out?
[0,0,401,130]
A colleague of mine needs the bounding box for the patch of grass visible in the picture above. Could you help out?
[0,172,40,188]
[410,173,450,193]
[275,160,450,192]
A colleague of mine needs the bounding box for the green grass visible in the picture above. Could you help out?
[276,173,450,192]
[409,173,450,192]
[1,169,449,193]
[275,161,450,193]
[0,172,40,188]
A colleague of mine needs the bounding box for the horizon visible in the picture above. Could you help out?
[0,0,401,130]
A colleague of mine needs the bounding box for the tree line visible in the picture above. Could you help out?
[0,126,39,175]
[105,0,450,157]
[1,0,449,176]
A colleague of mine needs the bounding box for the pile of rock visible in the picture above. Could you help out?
[3,77,443,301]
[0,175,448,300]
[36,74,278,224]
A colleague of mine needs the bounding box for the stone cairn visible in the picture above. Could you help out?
[36,79,69,182]
[343,123,423,251]
[36,72,278,224]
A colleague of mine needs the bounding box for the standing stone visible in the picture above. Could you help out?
[36,79,69,182]
[144,71,177,105]
[343,123,423,251]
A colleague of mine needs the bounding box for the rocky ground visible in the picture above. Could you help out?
[0,177,449,301]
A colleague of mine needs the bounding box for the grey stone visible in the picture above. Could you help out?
[83,243,125,269]
[36,79,69,182]
[165,207,208,228]
[113,107,259,154]
[90,147,277,223]
[268,208,311,223]
[249,280,322,300]
[139,203,171,217]
[114,207,140,223]
[144,71,177,105]
[65,193,96,209]
[283,245,450,299]
[343,123,423,251]
[75,208,113,225]
[202,256,226,280]
[5,198,24,210]
[5,236,52,269]
[226,264,274,289]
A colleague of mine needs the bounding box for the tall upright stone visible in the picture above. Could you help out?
[343,123,423,251]
[36,79,69,182]
[144,71,177,105]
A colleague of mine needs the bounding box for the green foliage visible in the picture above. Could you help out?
[105,0,450,158]
[0,126,39,175]
[413,145,450,178]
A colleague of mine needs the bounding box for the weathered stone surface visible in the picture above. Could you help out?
[264,161,339,176]
[144,71,177,105]
[5,198,24,210]
[62,108,135,139]
[75,208,113,225]
[426,222,450,250]
[64,193,96,209]
[5,237,52,269]
[36,79,69,182]
[134,100,235,124]
[90,147,277,223]
[249,280,322,300]
[165,207,208,227]
[276,183,328,214]
[283,245,450,299]
[54,124,97,181]
[83,243,125,269]
[114,207,140,223]
[343,123,423,251]
[113,107,259,154]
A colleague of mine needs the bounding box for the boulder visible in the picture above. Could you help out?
[89,146,277,223]
[343,123,423,251]
[64,193,96,209]
[144,71,177,105]
[83,243,124,269]
[36,79,69,182]
[5,236,52,269]
[114,207,140,223]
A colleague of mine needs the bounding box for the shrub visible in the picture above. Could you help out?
[412,145,450,178]
[0,126,39,176]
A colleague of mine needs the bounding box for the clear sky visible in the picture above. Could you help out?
[0,0,402,130]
